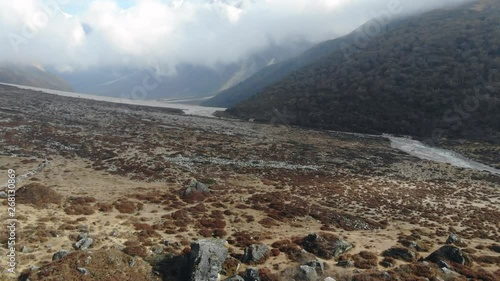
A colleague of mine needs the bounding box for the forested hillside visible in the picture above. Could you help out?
[228,0,500,142]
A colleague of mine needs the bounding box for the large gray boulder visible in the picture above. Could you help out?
[189,239,228,281]
[243,244,270,264]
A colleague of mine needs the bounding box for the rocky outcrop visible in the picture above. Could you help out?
[243,244,270,264]
[189,239,228,281]
[299,233,353,259]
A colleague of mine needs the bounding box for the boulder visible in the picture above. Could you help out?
[300,233,353,259]
[52,250,69,261]
[189,239,228,281]
[426,245,471,266]
[382,247,417,262]
[243,244,270,264]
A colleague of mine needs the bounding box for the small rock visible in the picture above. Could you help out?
[74,234,93,250]
[0,191,8,198]
[30,266,40,271]
[22,246,33,253]
[110,229,119,237]
[304,260,325,274]
[336,260,354,268]
[299,265,318,281]
[164,240,170,246]
[85,256,92,265]
[52,250,69,261]
[77,267,89,275]
[243,244,270,264]
[129,258,136,267]
[446,233,459,244]
[244,268,260,281]
[183,181,210,196]
[324,278,336,281]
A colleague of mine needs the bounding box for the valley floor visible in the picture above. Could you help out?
[0,85,499,280]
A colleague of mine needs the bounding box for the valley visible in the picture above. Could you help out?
[0,85,498,280]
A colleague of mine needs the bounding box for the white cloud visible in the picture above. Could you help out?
[0,0,475,71]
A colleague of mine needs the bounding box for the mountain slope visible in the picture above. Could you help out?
[202,19,408,108]
[227,0,500,141]
[0,64,72,91]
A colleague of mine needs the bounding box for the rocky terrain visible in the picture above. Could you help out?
[0,84,499,280]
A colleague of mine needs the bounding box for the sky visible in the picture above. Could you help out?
[0,0,475,73]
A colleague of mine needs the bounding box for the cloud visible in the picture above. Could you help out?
[0,0,475,71]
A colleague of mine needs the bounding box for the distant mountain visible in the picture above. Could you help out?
[0,64,72,91]
[59,42,311,101]
[227,0,500,141]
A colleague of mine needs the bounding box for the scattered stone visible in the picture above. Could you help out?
[183,181,210,196]
[446,233,459,244]
[244,268,260,281]
[426,245,471,265]
[304,260,324,274]
[243,244,270,264]
[77,267,89,275]
[164,240,170,246]
[337,260,354,268]
[0,191,7,198]
[324,278,336,281]
[129,258,136,267]
[85,256,92,265]
[299,265,318,281]
[111,229,119,237]
[189,239,228,281]
[52,250,69,261]
[30,266,40,271]
[22,246,33,253]
[382,247,417,262]
[299,233,353,259]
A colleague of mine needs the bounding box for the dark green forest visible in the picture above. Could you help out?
[228,0,500,142]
